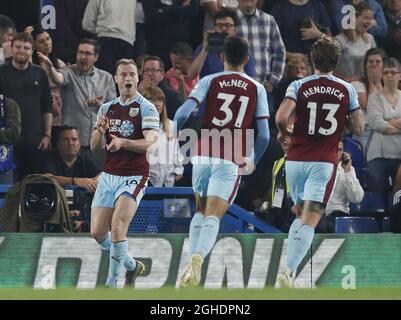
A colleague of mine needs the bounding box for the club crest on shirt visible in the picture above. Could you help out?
[129,107,139,117]
[119,120,134,137]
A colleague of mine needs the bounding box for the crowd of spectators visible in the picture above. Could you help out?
[1,0,401,233]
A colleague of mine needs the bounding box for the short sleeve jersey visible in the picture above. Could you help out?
[189,71,269,164]
[285,74,359,165]
[97,94,159,176]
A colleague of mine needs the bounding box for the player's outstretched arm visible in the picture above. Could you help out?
[173,98,198,132]
[347,108,365,137]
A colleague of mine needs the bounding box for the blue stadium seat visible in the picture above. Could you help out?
[343,135,365,182]
[335,216,380,233]
[382,216,391,232]
[349,192,385,214]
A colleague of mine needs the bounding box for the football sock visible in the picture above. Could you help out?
[188,212,205,260]
[286,218,302,262]
[106,240,129,287]
[98,233,136,271]
[195,215,220,258]
[287,224,315,273]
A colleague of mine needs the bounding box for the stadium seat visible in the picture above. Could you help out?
[349,192,385,214]
[335,216,380,233]
[382,216,391,232]
[343,135,365,182]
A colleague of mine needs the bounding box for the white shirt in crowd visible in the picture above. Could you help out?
[82,0,137,45]
[325,165,364,215]
[148,120,184,187]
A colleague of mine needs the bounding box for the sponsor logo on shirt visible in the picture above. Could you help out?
[119,120,134,137]
[143,116,159,127]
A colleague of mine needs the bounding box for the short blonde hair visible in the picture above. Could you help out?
[114,59,137,74]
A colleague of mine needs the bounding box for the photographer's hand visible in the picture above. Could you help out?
[202,31,213,52]
[186,31,212,80]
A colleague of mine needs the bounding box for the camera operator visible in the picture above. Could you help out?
[186,8,256,80]
[42,126,101,232]
[324,140,365,232]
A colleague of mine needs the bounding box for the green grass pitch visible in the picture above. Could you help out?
[0,287,401,300]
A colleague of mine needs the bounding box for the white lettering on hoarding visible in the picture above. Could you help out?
[34,237,101,289]
[205,237,244,289]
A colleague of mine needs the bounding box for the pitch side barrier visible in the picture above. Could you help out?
[0,185,280,234]
[0,233,399,288]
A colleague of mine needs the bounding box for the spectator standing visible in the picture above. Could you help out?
[327,0,388,39]
[366,58,401,195]
[187,8,256,80]
[0,33,52,181]
[54,0,91,64]
[383,0,401,63]
[200,0,239,33]
[351,48,387,153]
[335,2,377,82]
[271,0,332,60]
[37,38,116,156]
[27,26,66,148]
[236,0,286,120]
[142,0,199,69]
[83,0,137,75]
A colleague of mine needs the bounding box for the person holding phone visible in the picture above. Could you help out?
[323,139,365,232]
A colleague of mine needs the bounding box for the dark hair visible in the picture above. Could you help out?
[58,126,79,141]
[213,8,238,26]
[354,2,372,16]
[30,26,62,69]
[361,48,387,90]
[78,38,100,55]
[310,37,342,73]
[143,55,165,72]
[0,15,15,32]
[222,36,249,67]
[11,32,34,47]
[170,42,193,58]
[383,57,401,71]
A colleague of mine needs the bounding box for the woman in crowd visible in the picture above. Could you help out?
[351,47,387,153]
[141,86,184,187]
[366,58,401,195]
[335,2,376,82]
